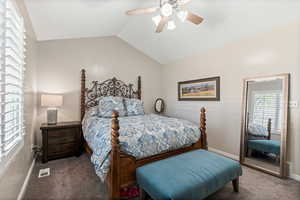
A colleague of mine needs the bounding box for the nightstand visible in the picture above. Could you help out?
[40,121,82,163]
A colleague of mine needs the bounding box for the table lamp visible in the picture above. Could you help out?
[41,94,63,125]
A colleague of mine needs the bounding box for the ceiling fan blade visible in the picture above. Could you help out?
[126,7,159,15]
[156,16,168,33]
[186,12,204,25]
[178,0,192,5]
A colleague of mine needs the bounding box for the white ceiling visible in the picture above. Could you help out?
[24,0,300,64]
[24,0,142,39]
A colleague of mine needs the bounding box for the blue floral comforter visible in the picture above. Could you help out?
[82,114,201,181]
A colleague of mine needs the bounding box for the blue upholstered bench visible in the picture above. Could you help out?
[248,140,280,155]
[136,149,242,200]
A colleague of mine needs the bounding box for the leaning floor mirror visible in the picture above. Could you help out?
[240,74,290,177]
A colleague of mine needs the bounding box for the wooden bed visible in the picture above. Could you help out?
[80,69,208,200]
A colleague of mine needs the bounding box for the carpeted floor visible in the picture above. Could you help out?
[24,154,300,200]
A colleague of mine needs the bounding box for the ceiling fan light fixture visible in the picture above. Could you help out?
[167,20,176,30]
[161,3,173,17]
[152,15,162,26]
[125,0,204,33]
[177,10,188,22]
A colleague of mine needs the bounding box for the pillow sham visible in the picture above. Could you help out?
[85,106,99,118]
[124,98,145,116]
[84,96,103,118]
[98,96,126,118]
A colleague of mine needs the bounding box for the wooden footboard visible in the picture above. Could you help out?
[108,108,208,200]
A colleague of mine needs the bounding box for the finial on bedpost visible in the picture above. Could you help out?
[138,76,141,100]
[80,69,86,121]
[110,111,120,200]
[267,118,272,140]
[200,107,208,150]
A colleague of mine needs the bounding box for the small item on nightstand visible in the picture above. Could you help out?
[154,98,165,114]
[41,94,63,125]
[40,121,82,163]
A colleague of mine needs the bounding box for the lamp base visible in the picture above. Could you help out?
[47,108,58,125]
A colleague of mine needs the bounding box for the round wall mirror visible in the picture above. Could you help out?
[154,98,165,114]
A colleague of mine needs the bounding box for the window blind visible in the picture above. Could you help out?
[0,0,26,159]
[252,91,282,133]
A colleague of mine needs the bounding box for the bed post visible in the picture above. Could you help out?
[267,118,272,140]
[110,111,121,200]
[200,107,208,150]
[138,76,141,100]
[80,69,86,121]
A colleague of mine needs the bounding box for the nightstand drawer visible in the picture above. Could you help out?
[48,142,76,154]
[48,129,77,145]
[40,121,82,163]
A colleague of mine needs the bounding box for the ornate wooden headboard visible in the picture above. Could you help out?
[80,69,141,120]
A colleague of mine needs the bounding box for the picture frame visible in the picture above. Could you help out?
[178,77,220,101]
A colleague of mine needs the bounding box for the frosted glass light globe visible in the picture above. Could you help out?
[177,10,188,22]
[167,20,176,30]
[152,15,162,26]
[161,3,173,17]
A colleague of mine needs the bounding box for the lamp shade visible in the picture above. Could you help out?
[41,94,63,107]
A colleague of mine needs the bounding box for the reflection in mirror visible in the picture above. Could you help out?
[240,74,289,178]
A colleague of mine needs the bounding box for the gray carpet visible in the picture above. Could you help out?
[24,154,300,200]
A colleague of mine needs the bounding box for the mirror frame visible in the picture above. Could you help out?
[239,73,290,178]
[154,98,165,114]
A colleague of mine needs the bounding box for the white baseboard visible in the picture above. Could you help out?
[17,157,36,200]
[287,162,300,182]
[208,147,239,161]
[289,173,300,182]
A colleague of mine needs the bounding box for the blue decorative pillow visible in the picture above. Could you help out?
[98,96,126,118]
[124,98,145,116]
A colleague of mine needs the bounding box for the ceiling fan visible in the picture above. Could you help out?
[126,0,204,33]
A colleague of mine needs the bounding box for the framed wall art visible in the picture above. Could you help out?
[178,77,220,101]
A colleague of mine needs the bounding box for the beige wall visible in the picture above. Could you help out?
[36,36,162,145]
[162,21,300,176]
[0,0,37,199]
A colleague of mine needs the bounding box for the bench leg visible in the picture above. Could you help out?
[247,149,252,157]
[139,188,146,200]
[232,178,239,193]
[276,155,280,163]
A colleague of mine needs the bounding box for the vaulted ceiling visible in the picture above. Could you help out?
[24,0,300,64]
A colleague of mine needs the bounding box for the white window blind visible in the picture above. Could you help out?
[252,91,282,133]
[0,0,26,159]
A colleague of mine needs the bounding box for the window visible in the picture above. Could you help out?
[251,91,282,133]
[0,0,26,160]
